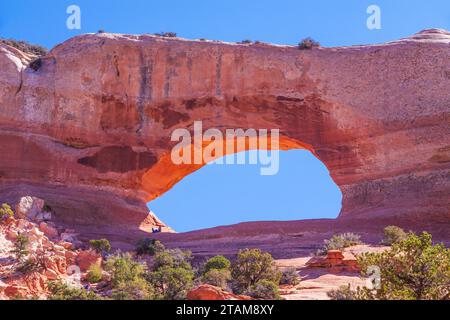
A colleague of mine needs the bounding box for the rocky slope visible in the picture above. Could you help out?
[0,197,103,299]
[0,29,449,235]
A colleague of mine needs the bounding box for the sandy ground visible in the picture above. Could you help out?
[275,245,388,300]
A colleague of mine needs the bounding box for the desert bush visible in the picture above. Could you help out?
[298,37,320,50]
[11,234,29,261]
[202,269,231,289]
[105,252,154,299]
[231,249,281,294]
[97,29,105,34]
[381,226,407,245]
[203,255,231,274]
[136,238,165,256]
[245,280,281,300]
[89,239,111,254]
[327,284,357,300]
[328,232,450,300]
[280,268,300,286]
[111,277,154,300]
[154,32,177,38]
[47,281,102,300]
[148,248,195,300]
[149,265,194,300]
[238,39,253,44]
[86,264,103,283]
[0,203,14,220]
[318,233,362,255]
[105,252,146,286]
[0,38,47,56]
[152,248,192,270]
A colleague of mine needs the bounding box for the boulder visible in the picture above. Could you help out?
[39,222,59,239]
[187,285,251,300]
[76,250,102,271]
[15,196,50,222]
[4,284,28,298]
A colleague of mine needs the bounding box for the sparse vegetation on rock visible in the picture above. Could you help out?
[298,37,320,50]
[154,32,177,38]
[318,233,362,255]
[0,38,47,56]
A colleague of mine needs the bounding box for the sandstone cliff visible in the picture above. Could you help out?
[0,29,449,234]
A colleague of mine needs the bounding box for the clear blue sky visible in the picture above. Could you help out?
[1,1,448,231]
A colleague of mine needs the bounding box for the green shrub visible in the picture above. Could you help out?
[42,204,52,213]
[105,252,146,286]
[329,232,450,300]
[238,39,253,44]
[136,238,165,256]
[231,249,281,294]
[86,264,103,283]
[245,280,281,300]
[202,269,231,289]
[280,268,300,286]
[89,239,111,254]
[203,255,231,274]
[319,233,362,255]
[0,38,47,56]
[111,277,154,300]
[105,252,154,300]
[381,226,407,245]
[153,248,192,271]
[97,29,105,34]
[47,281,102,300]
[298,37,320,50]
[327,284,357,300]
[149,265,194,300]
[0,203,14,220]
[11,234,29,261]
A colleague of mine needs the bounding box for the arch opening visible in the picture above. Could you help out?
[148,149,342,232]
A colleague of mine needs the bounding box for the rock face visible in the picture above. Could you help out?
[0,29,449,234]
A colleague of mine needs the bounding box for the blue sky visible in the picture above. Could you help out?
[1,1,448,231]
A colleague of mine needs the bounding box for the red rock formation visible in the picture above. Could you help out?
[187,284,251,300]
[0,29,449,234]
[305,250,359,273]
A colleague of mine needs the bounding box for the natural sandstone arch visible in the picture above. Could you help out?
[0,29,449,235]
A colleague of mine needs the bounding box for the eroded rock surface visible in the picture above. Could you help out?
[0,29,449,234]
